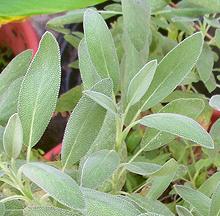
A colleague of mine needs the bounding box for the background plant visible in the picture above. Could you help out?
[0,0,220,216]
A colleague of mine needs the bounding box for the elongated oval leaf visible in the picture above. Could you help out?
[23,207,82,216]
[18,32,61,148]
[61,79,112,169]
[0,49,32,95]
[209,95,220,111]
[139,113,214,149]
[78,39,101,90]
[21,163,85,211]
[84,9,120,91]
[80,150,120,189]
[83,90,117,114]
[141,32,203,110]
[176,206,193,216]
[175,185,211,216]
[3,113,23,159]
[140,98,205,151]
[125,162,161,176]
[127,60,157,106]
[82,188,141,216]
[209,183,220,216]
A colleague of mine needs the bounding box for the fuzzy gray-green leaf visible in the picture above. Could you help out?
[139,113,214,149]
[209,95,220,111]
[142,32,203,110]
[127,60,157,106]
[0,49,32,95]
[84,90,117,114]
[140,98,205,151]
[84,9,120,91]
[17,32,61,148]
[21,163,85,211]
[176,206,193,216]
[3,113,23,159]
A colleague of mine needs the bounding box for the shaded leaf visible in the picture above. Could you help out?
[176,206,193,216]
[3,113,23,159]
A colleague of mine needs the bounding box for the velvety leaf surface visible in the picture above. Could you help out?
[140,98,205,151]
[21,163,85,211]
[176,206,193,216]
[209,95,220,111]
[84,9,120,91]
[209,183,220,216]
[139,113,214,149]
[18,32,61,148]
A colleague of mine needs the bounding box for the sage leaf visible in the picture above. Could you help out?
[188,0,220,12]
[139,113,214,149]
[78,39,101,90]
[175,185,211,216]
[84,9,120,91]
[23,207,82,216]
[197,44,214,83]
[83,90,117,115]
[209,183,220,216]
[142,32,203,110]
[82,187,141,216]
[80,150,120,189]
[18,32,61,148]
[122,0,151,51]
[21,163,85,211]
[176,206,193,216]
[3,113,23,159]
[125,162,161,176]
[141,98,205,151]
[62,79,112,169]
[127,60,157,106]
[209,95,220,111]
[0,49,32,95]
